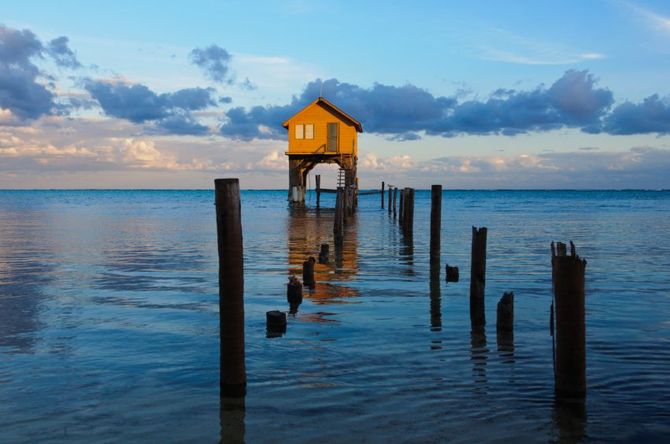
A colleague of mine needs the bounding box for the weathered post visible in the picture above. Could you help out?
[399,188,405,227]
[430,185,442,268]
[315,174,321,208]
[404,188,415,235]
[496,292,514,332]
[215,178,246,398]
[470,226,487,328]
[381,181,385,209]
[334,187,344,246]
[388,185,392,214]
[552,241,587,399]
[266,310,287,336]
[446,264,459,282]
[392,186,397,219]
[287,275,303,315]
[318,243,329,264]
[302,256,316,287]
[496,291,514,356]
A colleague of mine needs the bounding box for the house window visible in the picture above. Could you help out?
[305,123,314,139]
[295,124,304,139]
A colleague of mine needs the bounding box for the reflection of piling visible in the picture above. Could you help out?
[392,187,397,219]
[220,397,245,444]
[552,241,587,399]
[430,274,442,331]
[334,187,344,246]
[315,174,321,208]
[215,178,246,398]
[470,226,487,328]
[381,181,385,209]
[318,243,329,264]
[430,185,442,268]
[302,257,315,287]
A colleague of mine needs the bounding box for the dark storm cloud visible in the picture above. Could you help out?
[189,45,233,83]
[84,80,215,134]
[219,71,618,140]
[602,94,670,135]
[47,36,81,69]
[0,25,55,120]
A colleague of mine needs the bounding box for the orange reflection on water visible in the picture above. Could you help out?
[285,207,359,310]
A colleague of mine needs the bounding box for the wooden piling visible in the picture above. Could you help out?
[552,241,587,399]
[446,264,459,282]
[392,187,397,219]
[318,243,329,264]
[315,174,321,208]
[399,189,405,226]
[287,275,303,302]
[496,292,514,332]
[381,181,385,209]
[430,185,442,267]
[214,178,246,398]
[470,226,487,328]
[388,185,392,214]
[303,257,316,287]
[404,188,415,235]
[334,187,344,246]
[266,310,287,334]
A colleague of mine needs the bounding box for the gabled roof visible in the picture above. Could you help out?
[282,97,363,133]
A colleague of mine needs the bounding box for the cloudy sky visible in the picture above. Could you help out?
[2,0,670,189]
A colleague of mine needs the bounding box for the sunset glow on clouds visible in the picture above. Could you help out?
[1,0,670,189]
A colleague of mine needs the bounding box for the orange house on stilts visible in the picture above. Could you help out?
[283,97,363,205]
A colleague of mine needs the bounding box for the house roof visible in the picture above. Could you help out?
[282,97,363,133]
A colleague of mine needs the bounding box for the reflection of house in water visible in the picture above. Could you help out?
[285,208,359,307]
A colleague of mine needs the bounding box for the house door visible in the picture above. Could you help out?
[327,123,338,152]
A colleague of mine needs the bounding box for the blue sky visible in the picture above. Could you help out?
[1,0,669,188]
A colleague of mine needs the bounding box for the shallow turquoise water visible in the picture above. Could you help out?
[1,190,669,442]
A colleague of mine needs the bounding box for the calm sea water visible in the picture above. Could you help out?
[1,189,669,443]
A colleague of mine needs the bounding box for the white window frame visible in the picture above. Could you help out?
[295,124,304,139]
[305,123,314,139]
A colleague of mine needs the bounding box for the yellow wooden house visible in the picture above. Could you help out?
[283,97,363,204]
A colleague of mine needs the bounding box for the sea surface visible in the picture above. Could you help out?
[1,189,669,443]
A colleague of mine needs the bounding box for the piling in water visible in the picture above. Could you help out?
[551,241,587,399]
[430,185,442,268]
[496,292,514,356]
[470,226,487,328]
[215,178,246,398]
[496,292,514,332]
[302,256,316,287]
[315,174,321,208]
[266,310,287,336]
[399,188,406,229]
[404,188,415,235]
[381,181,385,209]
[392,187,397,219]
[287,275,303,302]
[318,243,329,264]
[387,185,392,214]
[334,187,344,246]
[446,265,459,282]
